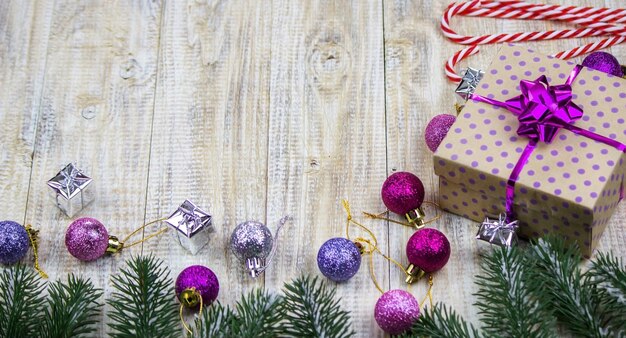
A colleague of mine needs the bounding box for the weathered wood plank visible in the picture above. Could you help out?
[23,0,163,334]
[265,1,387,336]
[143,0,273,310]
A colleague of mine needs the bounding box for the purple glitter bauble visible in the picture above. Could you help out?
[582,52,623,77]
[65,217,109,262]
[406,228,451,273]
[0,221,29,265]
[317,237,361,282]
[381,172,425,215]
[374,289,420,335]
[175,265,219,306]
[424,114,456,152]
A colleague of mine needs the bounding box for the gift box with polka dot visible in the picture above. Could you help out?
[434,44,626,256]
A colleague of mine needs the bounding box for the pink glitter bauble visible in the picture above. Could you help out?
[406,228,451,273]
[65,217,109,262]
[381,172,425,215]
[424,114,456,152]
[582,52,623,77]
[374,289,420,335]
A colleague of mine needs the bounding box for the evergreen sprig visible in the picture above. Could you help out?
[0,264,46,338]
[42,275,103,338]
[586,252,626,334]
[475,246,556,338]
[401,303,481,338]
[281,275,355,338]
[108,255,179,338]
[230,289,284,337]
[192,301,236,338]
[528,238,610,337]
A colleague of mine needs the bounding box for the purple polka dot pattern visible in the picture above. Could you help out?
[433,45,626,256]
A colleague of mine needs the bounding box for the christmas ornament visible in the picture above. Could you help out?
[476,213,519,247]
[0,220,30,265]
[0,220,47,277]
[65,217,168,262]
[374,289,420,335]
[405,228,451,283]
[454,67,484,100]
[164,200,213,254]
[582,51,623,77]
[425,114,456,152]
[381,172,426,226]
[230,217,289,277]
[176,265,219,308]
[47,163,94,217]
[317,237,362,282]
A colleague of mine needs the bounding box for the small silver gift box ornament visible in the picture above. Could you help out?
[476,213,519,247]
[47,163,95,217]
[165,200,213,254]
[455,67,484,101]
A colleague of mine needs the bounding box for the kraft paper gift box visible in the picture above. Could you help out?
[434,44,626,255]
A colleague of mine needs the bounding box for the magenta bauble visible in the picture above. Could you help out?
[581,51,623,77]
[175,265,219,308]
[406,228,451,273]
[424,114,456,152]
[381,172,425,215]
[374,289,420,335]
[65,217,109,262]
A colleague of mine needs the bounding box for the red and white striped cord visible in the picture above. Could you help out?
[442,0,626,83]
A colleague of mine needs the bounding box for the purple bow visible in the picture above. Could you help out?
[504,75,583,143]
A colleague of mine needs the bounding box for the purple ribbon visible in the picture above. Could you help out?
[470,65,626,220]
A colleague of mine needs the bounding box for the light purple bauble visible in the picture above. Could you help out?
[381,172,425,215]
[374,289,420,335]
[317,237,361,282]
[582,52,623,77]
[65,217,109,262]
[175,265,219,307]
[425,114,456,152]
[406,228,451,273]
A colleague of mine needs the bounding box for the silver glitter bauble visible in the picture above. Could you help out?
[230,221,274,277]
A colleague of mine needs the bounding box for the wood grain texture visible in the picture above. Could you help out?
[1,0,626,337]
[22,0,163,334]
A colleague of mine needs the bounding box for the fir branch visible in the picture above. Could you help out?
[528,238,610,337]
[281,276,355,338]
[108,255,179,338]
[42,275,103,338]
[192,302,236,338]
[400,303,481,338]
[0,265,46,338]
[230,289,284,337]
[475,246,556,338]
[586,252,626,334]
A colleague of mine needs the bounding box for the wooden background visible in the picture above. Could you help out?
[1,0,625,336]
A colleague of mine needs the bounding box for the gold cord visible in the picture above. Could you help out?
[420,275,434,309]
[180,288,204,334]
[25,225,47,279]
[119,218,169,250]
[363,201,443,229]
[342,200,431,303]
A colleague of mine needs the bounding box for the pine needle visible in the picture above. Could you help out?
[475,246,556,338]
[528,237,610,337]
[0,265,46,338]
[192,302,236,338]
[42,275,103,338]
[108,255,179,338]
[586,252,626,334]
[400,303,481,338]
[230,289,284,337]
[281,276,355,338]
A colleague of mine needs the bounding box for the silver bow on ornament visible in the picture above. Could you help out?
[476,213,519,247]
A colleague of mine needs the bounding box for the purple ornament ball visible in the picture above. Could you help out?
[406,228,451,273]
[582,51,623,77]
[425,114,456,152]
[176,265,220,307]
[381,172,425,215]
[65,217,109,262]
[374,289,420,335]
[0,221,29,265]
[317,237,361,282]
